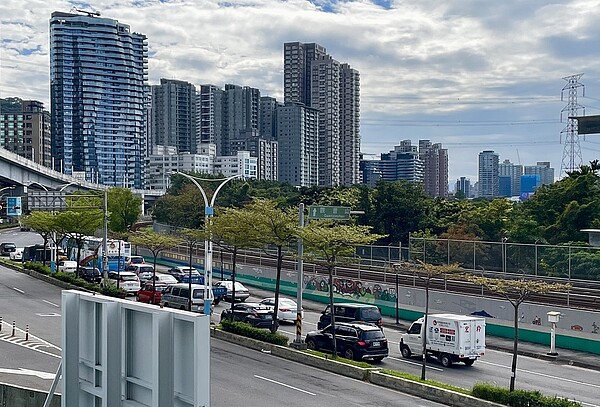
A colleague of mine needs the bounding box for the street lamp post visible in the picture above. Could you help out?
[176,172,243,314]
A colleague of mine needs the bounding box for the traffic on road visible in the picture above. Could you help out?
[1,229,599,407]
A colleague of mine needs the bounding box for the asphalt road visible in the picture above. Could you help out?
[212,339,446,407]
[1,229,598,406]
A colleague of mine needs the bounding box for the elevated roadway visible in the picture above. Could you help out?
[0,147,165,208]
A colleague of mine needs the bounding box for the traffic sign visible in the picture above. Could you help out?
[6,197,21,216]
[307,205,351,220]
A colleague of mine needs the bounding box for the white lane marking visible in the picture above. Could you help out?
[42,300,60,308]
[478,360,600,389]
[36,313,61,317]
[0,367,56,380]
[254,375,316,395]
[387,356,444,371]
[12,287,24,294]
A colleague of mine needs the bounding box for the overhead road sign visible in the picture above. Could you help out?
[571,114,600,135]
[308,205,351,220]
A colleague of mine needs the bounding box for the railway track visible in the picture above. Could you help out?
[166,245,600,311]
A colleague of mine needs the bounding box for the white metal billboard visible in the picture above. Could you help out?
[62,290,210,407]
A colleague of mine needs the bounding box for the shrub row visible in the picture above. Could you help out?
[220,319,288,346]
[22,261,126,299]
[472,383,581,407]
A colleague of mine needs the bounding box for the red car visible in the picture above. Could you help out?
[136,282,167,304]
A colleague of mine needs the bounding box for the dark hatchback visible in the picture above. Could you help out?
[79,267,102,284]
[220,302,274,329]
[0,242,17,256]
[305,322,389,362]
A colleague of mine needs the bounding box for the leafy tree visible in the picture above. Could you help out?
[518,162,600,244]
[210,206,261,318]
[464,275,571,391]
[177,228,207,310]
[370,180,432,244]
[458,199,513,242]
[129,229,180,301]
[299,221,384,358]
[152,184,205,228]
[108,188,142,233]
[21,211,55,265]
[394,261,463,380]
[58,209,104,277]
[244,199,299,332]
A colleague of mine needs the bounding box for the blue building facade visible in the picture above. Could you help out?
[50,12,148,188]
[521,174,541,194]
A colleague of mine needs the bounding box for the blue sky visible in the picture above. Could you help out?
[1,0,599,184]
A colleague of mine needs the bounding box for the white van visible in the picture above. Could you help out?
[58,260,78,273]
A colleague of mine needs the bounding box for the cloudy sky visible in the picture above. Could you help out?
[2,0,600,185]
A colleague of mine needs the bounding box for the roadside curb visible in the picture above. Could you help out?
[0,260,91,292]
[211,328,503,407]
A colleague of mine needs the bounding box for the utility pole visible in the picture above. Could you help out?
[102,190,109,280]
[292,203,306,349]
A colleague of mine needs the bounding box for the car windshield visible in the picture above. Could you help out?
[192,289,205,299]
[361,308,381,320]
[234,282,246,291]
[362,330,385,340]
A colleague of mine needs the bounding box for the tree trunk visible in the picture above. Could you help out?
[510,303,519,391]
[152,254,158,303]
[76,243,82,278]
[329,266,337,358]
[271,246,283,333]
[42,237,48,266]
[421,281,429,380]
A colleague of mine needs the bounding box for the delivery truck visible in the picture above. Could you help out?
[399,313,486,367]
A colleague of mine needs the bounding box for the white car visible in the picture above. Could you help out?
[127,264,155,282]
[214,280,250,302]
[58,260,78,273]
[151,273,178,285]
[259,297,303,323]
[108,271,141,294]
[9,247,24,261]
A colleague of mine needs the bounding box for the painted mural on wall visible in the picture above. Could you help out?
[304,275,398,304]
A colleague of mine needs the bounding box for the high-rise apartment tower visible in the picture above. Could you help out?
[283,42,360,186]
[50,11,147,188]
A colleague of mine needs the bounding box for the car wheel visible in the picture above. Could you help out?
[180,305,186,310]
[463,359,475,366]
[343,347,355,361]
[306,339,316,350]
[162,303,168,308]
[214,299,220,306]
[400,345,411,359]
[439,353,453,367]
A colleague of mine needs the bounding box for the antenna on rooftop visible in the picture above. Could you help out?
[70,7,101,17]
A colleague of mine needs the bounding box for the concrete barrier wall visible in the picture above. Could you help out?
[0,382,60,407]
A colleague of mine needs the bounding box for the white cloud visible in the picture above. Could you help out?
[1,0,599,183]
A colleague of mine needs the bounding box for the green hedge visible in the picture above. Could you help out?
[220,319,288,346]
[472,384,581,407]
[22,262,126,299]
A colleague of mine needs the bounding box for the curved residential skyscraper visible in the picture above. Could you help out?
[50,11,148,188]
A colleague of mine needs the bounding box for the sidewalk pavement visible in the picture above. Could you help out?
[248,286,600,372]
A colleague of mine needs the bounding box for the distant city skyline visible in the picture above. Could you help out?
[2,1,599,183]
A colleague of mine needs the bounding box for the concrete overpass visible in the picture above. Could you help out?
[0,148,165,212]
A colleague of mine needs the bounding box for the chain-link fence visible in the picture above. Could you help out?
[407,236,600,281]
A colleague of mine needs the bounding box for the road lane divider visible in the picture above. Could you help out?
[42,299,60,308]
[387,356,444,372]
[12,287,24,294]
[254,375,316,395]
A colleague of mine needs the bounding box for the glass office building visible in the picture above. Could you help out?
[50,11,148,188]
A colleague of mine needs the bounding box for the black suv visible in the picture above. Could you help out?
[305,322,389,362]
[317,303,383,330]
